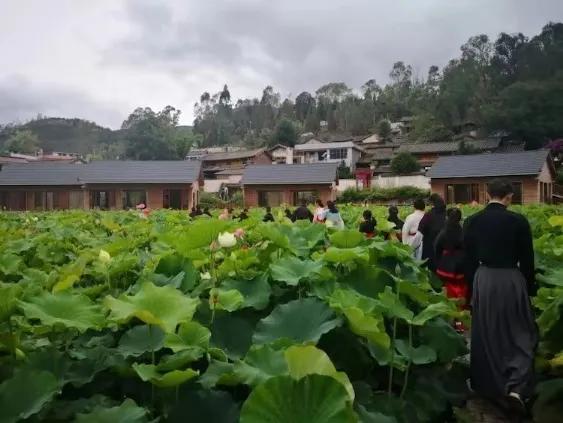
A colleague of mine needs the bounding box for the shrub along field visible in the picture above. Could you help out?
[0,205,561,422]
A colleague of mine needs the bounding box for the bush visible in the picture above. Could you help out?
[199,191,243,210]
[338,186,429,203]
[390,152,419,175]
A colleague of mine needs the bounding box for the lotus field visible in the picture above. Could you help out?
[0,205,562,422]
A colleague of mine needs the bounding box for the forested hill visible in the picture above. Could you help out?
[0,118,115,155]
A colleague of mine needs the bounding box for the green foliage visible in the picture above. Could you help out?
[390,152,419,175]
[338,186,429,203]
[0,205,560,422]
[4,129,40,154]
[337,162,353,179]
[272,118,298,147]
[377,119,392,141]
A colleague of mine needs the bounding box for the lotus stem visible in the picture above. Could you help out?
[400,324,413,399]
[388,277,401,398]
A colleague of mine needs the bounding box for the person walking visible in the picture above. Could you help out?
[434,208,468,331]
[402,199,426,259]
[359,210,377,238]
[463,179,537,417]
[418,194,447,271]
[324,201,345,229]
[313,199,327,223]
[263,207,275,222]
[292,200,314,222]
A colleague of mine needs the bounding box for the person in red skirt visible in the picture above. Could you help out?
[434,208,468,331]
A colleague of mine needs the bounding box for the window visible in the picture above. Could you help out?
[122,190,146,209]
[35,192,45,209]
[293,191,317,205]
[329,148,348,160]
[445,184,479,204]
[258,191,282,207]
[163,189,182,209]
[91,191,109,209]
[511,182,522,205]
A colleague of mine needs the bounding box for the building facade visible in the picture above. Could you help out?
[0,161,202,211]
[292,139,365,171]
[428,150,555,204]
[242,163,338,207]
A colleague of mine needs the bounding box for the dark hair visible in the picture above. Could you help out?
[228,208,234,213]
[363,210,373,221]
[266,206,271,212]
[327,201,338,213]
[388,205,399,217]
[413,199,425,211]
[487,179,514,199]
[243,208,248,213]
[441,207,463,248]
[316,199,324,207]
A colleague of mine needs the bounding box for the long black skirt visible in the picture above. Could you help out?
[470,266,538,399]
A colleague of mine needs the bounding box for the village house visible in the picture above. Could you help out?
[428,150,555,204]
[242,163,338,207]
[0,161,202,211]
[195,148,272,179]
[292,139,366,171]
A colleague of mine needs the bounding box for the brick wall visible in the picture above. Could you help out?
[431,176,544,204]
[243,184,335,207]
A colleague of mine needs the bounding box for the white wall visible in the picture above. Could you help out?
[336,175,430,192]
[204,180,223,192]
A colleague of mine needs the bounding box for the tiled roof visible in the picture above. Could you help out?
[0,161,201,186]
[242,163,338,185]
[398,139,500,154]
[202,148,268,162]
[428,150,550,179]
[294,141,365,153]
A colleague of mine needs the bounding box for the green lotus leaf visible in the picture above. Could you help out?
[329,288,380,314]
[285,345,355,400]
[0,253,22,276]
[254,224,291,249]
[377,286,414,322]
[419,318,467,363]
[75,398,148,423]
[253,298,342,345]
[270,256,323,286]
[118,325,165,357]
[240,374,356,423]
[411,301,458,326]
[104,282,199,333]
[52,256,88,293]
[132,363,199,388]
[232,344,288,387]
[0,282,23,322]
[167,389,239,423]
[548,215,563,227]
[19,292,105,332]
[157,349,205,372]
[221,274,271,310]
[330,230,364,248]
[162,219,232,251]
[340,264,393,298]
[394,339,437,364]
[210,311,257,359]
[0,369,60,423]
[323,247,368,263]
[164,321,211,353]
[209,288,244,312]
[199,360,238,389]
[342,306,390,349]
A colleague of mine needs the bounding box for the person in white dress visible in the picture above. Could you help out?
[313,199,327,223]
[402,199,426,259]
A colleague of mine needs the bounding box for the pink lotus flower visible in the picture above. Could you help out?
[234,228,245,239]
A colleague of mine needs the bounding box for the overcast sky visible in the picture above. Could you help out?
[1,0,562,129]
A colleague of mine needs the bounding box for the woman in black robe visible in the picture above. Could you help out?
[463,179,537,417]
[418,194,446,271]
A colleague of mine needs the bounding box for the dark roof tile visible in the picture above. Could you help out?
[428,150,550,179]
[242,163,338,185]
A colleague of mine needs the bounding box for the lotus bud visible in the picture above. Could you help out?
[200,272,211,280]
[217,232,237,248]
[99,249,111,263]
[234,228,245,239]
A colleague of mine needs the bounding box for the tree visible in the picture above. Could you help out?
[295,92,315,122]
[173,132,203,159]
[219,85,231,105]
[272,119,298,147]
[377,119,392,142]
[5,130,40,154]
[122,106,181,160]
[391,152,419,174]
[337,162,353,179]
[315,82,352,103]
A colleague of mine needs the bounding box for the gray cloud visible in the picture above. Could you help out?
[111,0,563,97]
[0,75,124,128]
